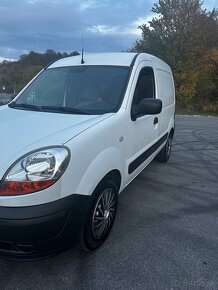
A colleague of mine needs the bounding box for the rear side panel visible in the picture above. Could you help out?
[155,68,175,138]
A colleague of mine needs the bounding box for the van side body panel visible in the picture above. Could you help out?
[155,67,175,140]
[60,110,127,197]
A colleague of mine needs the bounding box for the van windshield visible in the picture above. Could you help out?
[10,66,130,115]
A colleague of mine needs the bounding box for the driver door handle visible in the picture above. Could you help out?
[153,117,158,125]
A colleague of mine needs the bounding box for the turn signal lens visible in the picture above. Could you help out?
[0,180,56,196]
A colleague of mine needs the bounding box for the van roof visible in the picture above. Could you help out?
[48,52,171,70]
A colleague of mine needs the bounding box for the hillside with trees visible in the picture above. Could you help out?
[131,0,218,114]
[0,49,79,97]
[1,0,218,114]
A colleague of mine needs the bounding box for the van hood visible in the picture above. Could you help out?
[0,105,112,179]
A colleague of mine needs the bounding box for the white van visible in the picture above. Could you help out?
[0,53,175,259]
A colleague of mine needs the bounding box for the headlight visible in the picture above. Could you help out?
[0,147,70,196]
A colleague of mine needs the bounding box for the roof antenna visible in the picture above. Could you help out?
[81,35,85,64]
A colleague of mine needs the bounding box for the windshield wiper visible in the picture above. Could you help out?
[8,102,41,111]
[40,106,90,115]
[9,102,90,115]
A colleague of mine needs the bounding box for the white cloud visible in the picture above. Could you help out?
[87,15,154,37]
[87,25,118,34]
[133,15,154,27]
[87,24,141,36]
[79,0,97,11]
[0,56,16,62]
[25,0,43,4]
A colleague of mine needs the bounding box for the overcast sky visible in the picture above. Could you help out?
[0,0,217,61]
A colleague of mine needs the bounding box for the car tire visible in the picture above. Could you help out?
[156,133,173,162]
[78,175,118,251]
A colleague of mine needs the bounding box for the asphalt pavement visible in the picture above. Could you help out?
[1,115,218,290]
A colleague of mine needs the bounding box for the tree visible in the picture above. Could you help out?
[131,0,218,113]
[0,49,80,94]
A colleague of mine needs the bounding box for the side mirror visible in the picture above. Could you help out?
[131,98,162,121]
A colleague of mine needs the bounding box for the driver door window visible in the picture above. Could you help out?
[132,67,156,108]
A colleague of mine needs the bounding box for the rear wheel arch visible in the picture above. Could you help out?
[170,127,174,138]
[156,131,173,163]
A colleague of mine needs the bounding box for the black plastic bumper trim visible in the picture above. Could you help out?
[0,194,91,260]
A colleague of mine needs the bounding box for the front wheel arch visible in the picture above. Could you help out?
[78,171,121,251]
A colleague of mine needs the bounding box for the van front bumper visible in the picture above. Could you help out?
[0,194,90,260]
